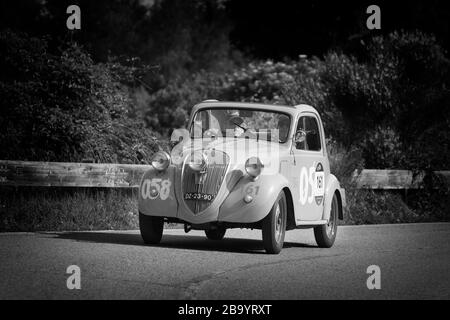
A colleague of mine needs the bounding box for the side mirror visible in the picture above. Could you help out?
[294,130,306,144]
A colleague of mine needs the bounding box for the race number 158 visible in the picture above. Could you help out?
[141,178,171,200]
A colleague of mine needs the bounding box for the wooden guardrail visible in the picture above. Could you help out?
[0,160,448,189]
[0,160,152,188]
[354,169,450,189]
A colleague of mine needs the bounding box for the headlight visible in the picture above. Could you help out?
[188,151,207,172]
[151,151,171,171]
[245,157,264,178]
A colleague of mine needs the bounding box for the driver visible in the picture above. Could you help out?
[226,110,246,137]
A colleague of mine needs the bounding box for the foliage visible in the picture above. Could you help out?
[343,189,420,225]
[359,126,406,169]
[331,144,420,225]
[146,30,450,174]
[142,60,305,133]
[327,140,364,185]
[0,30,160,163]
[0,187,185,231]
[1,26,449,226]
[287,31,450,172]
[367,32,450,171]
[0,187,139,231]
[407,175,450,222]
[134,30,450,223]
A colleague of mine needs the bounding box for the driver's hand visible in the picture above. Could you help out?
[234,127,245,137]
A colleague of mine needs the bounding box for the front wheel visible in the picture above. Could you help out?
[139,212,164,244]
[262,191,287,254]
[314,193,339,248]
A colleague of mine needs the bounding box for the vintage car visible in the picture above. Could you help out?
[138,100,345,254]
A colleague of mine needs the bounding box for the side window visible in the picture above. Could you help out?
[295,117,306,150]
[295,116,322,151]
[192,110,209,136]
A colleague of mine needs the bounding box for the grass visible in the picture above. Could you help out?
[342,188,424,225]
[0,185,445,232]
[0,187,139,232]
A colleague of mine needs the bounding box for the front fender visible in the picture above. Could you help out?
[322,174,345,221]
[218,174,288,223]
[138,166,178,217]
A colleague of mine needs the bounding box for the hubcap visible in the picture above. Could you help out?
[274,202,283,243]
[326,196,338,238]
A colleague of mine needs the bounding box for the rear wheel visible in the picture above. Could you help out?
[139,212,164,244]
[314,193,339,248]
[205,227,226,240]
[262,191,287,254]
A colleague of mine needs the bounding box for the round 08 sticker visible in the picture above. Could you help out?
[299,162,325,206]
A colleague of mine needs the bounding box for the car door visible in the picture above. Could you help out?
[292,114,326,221]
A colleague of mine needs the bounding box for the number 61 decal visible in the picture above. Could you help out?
[141,178,171,200]
[299,162,325,205]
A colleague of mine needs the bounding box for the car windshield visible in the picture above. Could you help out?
[190,108,291,143]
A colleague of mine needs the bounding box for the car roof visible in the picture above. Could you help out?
[192,101,318,117]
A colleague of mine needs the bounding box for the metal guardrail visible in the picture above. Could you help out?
[0,160,449,189]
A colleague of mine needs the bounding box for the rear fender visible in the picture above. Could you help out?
[322,174,345,221]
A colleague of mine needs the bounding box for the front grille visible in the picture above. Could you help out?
[182,152,229,214]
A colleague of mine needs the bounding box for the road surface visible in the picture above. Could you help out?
[1,223,449,299]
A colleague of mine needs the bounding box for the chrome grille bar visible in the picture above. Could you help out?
[182,152,229,214]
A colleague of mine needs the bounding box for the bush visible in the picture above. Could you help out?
[327,139,364,184]
[343,190,419,225]
[327,140,422,225]
[0,30,160,163]
[142,59,309,133]
[0,188,139,231]
[360,126,406,169]
[284,31,450,172]
[366,31,450,171]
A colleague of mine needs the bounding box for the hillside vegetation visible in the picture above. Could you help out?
[1,1,449,230]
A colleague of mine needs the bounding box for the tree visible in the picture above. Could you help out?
[0,30,159,163]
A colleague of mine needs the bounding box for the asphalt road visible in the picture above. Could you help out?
[0,223,449,299]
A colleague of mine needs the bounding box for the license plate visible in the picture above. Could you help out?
[184,192,215,201]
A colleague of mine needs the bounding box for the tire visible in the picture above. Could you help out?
[262,191,287,254]
[314,192,339,248]
[205,227,226,240]
[139,212,164,244]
